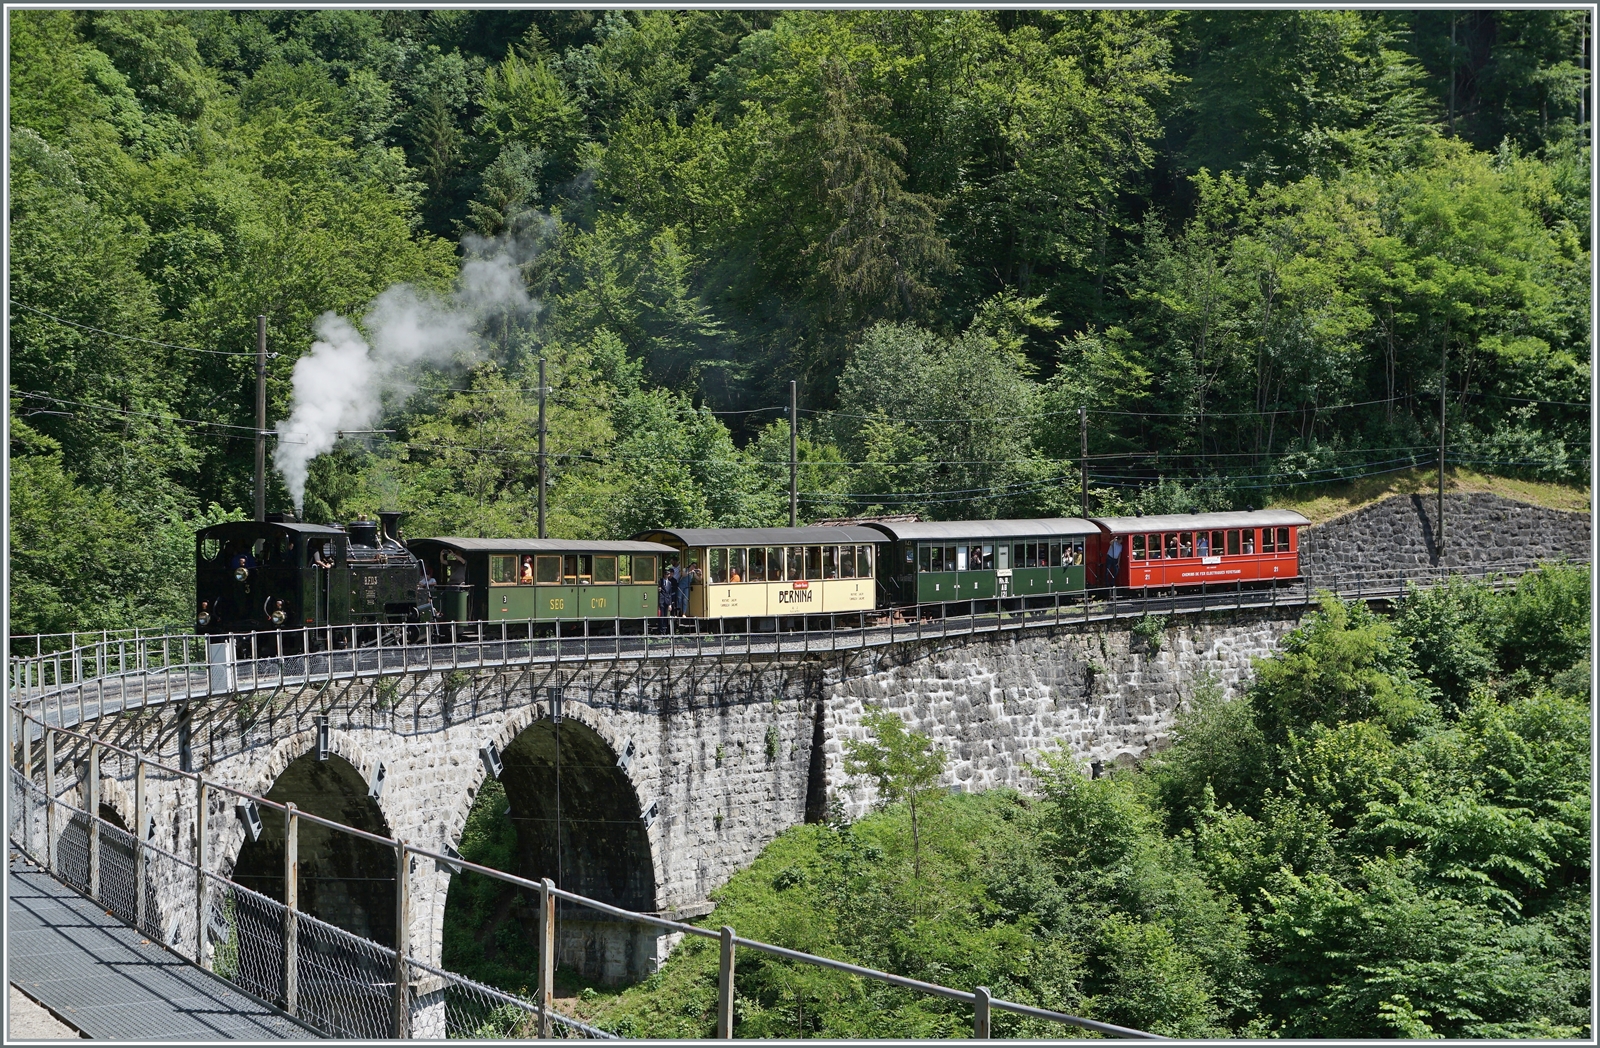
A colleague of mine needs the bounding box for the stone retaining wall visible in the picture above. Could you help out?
[1300,491,1589,583]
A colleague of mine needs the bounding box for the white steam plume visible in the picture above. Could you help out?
[274,241,533,513]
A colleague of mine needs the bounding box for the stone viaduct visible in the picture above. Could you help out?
[23,492,1589,991]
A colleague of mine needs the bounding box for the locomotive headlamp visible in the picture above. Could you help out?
[269,601,287,626]
[234,566,250,582]
[197,602,212,628]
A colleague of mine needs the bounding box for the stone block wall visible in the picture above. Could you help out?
[1299,492,1589,583]
[824,608,1301,818]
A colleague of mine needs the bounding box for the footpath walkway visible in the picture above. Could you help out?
[6,855,315,1040]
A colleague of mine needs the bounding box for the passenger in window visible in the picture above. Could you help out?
[1165,534,1179,559]
[1243,531,1255,554]
[313,546,334,570]
[1197,533,1209,557]
[521,557,534,583]
[1179,533,1192,558]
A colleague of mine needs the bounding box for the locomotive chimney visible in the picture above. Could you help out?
[377,509,403,547]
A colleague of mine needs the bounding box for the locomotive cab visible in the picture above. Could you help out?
[196,514,430,640]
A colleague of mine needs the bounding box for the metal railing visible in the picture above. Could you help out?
[8,560,1582,734]
[9,711,1159,1040]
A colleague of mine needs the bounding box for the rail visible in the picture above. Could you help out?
[8,711,1160,1040]
[7,560,1580,734]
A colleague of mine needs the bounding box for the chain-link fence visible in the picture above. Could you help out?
[404,955,617,1040]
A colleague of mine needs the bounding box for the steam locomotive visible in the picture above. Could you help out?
[195,511,430,638]
[196,508,1308,641]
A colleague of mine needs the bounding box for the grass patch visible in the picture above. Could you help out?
[1270,466,1590,525]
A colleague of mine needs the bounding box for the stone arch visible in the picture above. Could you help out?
[217,727,392,876]
[440,699,661,984]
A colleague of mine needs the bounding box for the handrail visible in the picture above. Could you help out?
[11,709,1162,1039]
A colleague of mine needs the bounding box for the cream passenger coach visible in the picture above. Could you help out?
[633,526,883,619]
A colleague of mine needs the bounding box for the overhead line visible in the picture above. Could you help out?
[11,301,264,358]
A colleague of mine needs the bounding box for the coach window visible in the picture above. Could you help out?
[1261,529,1276,553]
[534,556,559,584]
[748,548,766,582]
[926,545,941,572]
[1210,531,1225,558]
[955,545,969,571]
[823,546,840,579]
[804,545,822,579]
[1226,530,1241,556]
[787,546,804,581]
[840,545,856,578]
[709,548,728,584]
[1164,534,1179,559]
[1179,533,1193,558]
[768,547,786,582]
[490,555,517,585]
[1131,535,1145,560]
[595,556,617,584]
[731,547,747,582]
[917,545,931,572]
[617,555,632,581]
[858,545,874,577]
[1147,534,1163,560]
[1278,527,1291,550]
[633,555,656,584]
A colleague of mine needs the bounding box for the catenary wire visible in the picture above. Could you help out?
[11,301,266,358]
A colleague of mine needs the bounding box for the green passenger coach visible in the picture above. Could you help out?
[863,518,1097,607]
[407,537,674,627]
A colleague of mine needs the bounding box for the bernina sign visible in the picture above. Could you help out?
[778,588,814,604]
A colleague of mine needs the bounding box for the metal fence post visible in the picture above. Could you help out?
[392,840,410,1039]
[87,742,101,902]
[195,777,209,968]
[20,712,34,858]
[539,877,556,1038]
[717,925,736,1039]
[134,756,147,933]
[974,985,992,1038]
[44,728,56,875]
[283,804,299,1016]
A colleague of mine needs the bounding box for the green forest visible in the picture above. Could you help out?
[439,568,1590,1038]
[8,9,1591,634]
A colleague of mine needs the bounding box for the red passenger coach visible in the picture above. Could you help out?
[1086,510,1310,591]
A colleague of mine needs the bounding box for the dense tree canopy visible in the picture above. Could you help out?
[7,9,1590,633]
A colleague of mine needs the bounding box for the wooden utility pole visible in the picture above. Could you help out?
[537,357,547,539]
[255,316,267,521]
[1080,406,1088,518]
[1438,340,1447,553]
[789,380,798,527]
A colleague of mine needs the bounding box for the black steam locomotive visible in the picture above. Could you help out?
[195,511,432,642]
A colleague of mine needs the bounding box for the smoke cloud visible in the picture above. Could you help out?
[274,239,534,513]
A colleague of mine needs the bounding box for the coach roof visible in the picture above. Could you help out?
[1090,510,1310,532]
[862,518,1098,542]
[636,526,885,546]
[410,537,675,554]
